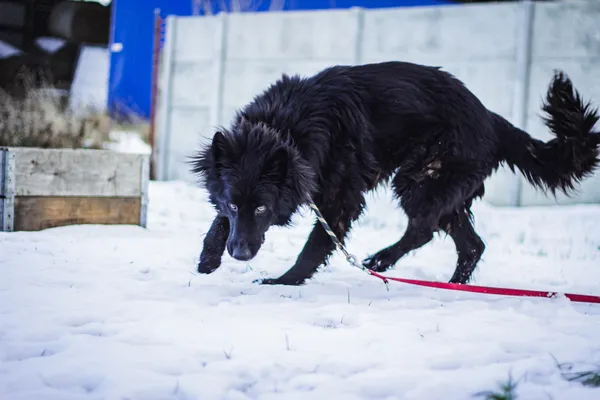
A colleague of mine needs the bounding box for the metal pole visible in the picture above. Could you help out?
[148,8,162,181]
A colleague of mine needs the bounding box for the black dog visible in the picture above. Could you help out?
[190,61,600,286]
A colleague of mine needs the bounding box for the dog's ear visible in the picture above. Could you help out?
[189,131,230,179]
[211,131,228,165]
[262,146,289,182]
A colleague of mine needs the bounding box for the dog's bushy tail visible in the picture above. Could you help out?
[494,71,600,196]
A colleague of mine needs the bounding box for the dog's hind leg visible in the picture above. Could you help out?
[363,164,485,273]
[260,194,367,286]
[361,169,439,272]
[197,216,230,274]
[362,221,434,272]
[440,210,485,284]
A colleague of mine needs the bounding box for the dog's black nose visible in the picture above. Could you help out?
[232,246,252,261]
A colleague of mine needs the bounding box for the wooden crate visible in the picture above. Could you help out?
[0,147,149,232]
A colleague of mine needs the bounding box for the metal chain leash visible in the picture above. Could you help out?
[308,202,390,290]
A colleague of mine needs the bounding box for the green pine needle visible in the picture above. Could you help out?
[551,355,600,388]
[474,375,518,400]
[562,369,600,387]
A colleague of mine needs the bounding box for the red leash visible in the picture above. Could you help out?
[308,202,600,305]
[366,269,600,304]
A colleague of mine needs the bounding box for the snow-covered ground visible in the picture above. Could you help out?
[103,130,152,155]
[1,177,600,399]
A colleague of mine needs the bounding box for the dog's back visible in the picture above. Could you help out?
[193,61,599,286]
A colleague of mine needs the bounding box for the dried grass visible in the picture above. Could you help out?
[0,74,142,150]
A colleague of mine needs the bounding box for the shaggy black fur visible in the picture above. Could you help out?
[190,61,600,286]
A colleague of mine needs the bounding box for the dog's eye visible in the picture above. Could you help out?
[255,205,266,214]
[228,203,238,212]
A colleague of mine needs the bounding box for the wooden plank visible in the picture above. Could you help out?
[4,147,147,197]
[13,196,142,231]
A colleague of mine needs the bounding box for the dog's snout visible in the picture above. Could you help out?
[232,241,252,261]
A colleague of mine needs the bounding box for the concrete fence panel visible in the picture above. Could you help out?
[155,0,600,207]
[220,9,361,125]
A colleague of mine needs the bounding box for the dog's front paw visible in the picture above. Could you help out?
[253,277,284,285]
[254,277,304,286]
[197,257,221,274]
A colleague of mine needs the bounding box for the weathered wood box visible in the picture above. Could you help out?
[0,147,149,232]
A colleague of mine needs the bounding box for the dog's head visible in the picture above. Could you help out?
[191,118,317,261]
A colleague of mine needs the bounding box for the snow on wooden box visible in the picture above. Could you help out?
[0,147,149,232]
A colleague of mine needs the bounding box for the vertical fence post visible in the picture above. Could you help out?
[210,12,228,130]
[0,149,15,232]
[353,7,365,65]
[148,8,163,181]
[509,0,535,207]
[155,15,177,181]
